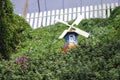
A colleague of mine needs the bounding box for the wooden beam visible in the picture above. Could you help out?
[23,0,28,18]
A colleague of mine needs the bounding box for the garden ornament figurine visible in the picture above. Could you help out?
[55,15,89,51]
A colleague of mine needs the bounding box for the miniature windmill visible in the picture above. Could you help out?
[55,15,89,51]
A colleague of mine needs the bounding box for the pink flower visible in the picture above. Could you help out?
[16,57,21,62]
[16,56,29,63]
[15,56,29,68]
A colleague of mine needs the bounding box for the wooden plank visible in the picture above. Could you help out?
[98,4,102,18]
[90,5,94,18]
[51,10,55,25]
[86,6,89,19]
[56,9,59,19]
[38,12,42,27]
[111,3,115,10]
[29,13,34,27]
[115,2,119,6]
[47,11,51,25]
[33,12,38,29]
[60,9,64,21]
[82,6,85,18]
[68,8,72,21]
[73,8,77,19]
[94,5,98,18]
[77,7,81,16]
[64,9,68,21]
[42,11,47,26]
[102,4,107,18]
[26,13,30,22]
[106,3,110,17]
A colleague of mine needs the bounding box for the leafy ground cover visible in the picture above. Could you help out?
[0,5,120,80]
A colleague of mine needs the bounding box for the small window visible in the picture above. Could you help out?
[69,35,75,43]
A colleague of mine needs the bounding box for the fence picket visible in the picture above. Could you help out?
[56,10,59,20]
[68,8,72,20]
[73,8,77,19]
[51,10,55,25]
[111,3,115,10]
[90,5,94,18]
[77,7,81,16]
[102,4,107,18]
[26,13,30,22]
[33,12,38,28]
[38,12,42,27]
[86,6,89,19]
[64,9,68,21]
[42,11,47,26]
[115,2,118,6]
[60,9,64,21]
[29,13,34,27]
[82,6,85,18]
[47,11,51,26]
[106,3,111,17]
[98,5,102,18]
[94,5,98,18]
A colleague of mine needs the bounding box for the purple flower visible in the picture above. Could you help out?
[15,56,29,68]
[16,56,29,63]
[16,57,21,62]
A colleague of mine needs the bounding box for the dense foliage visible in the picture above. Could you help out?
[0,0,31,59]
[110,6,120,19]
[0,2,120,80]
[0,0,14,59]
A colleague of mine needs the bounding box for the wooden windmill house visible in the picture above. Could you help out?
[55,15,90,51]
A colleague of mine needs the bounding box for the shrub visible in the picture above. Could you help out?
[0,0,31,59]
[110,6,120,19]
[11,14,32,50]
[0,0,14,59]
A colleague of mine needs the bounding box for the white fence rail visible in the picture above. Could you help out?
[20,2,119,29]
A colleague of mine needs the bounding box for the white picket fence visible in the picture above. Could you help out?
[19,2,119,29]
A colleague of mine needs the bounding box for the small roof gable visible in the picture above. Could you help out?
[59,29,78,39]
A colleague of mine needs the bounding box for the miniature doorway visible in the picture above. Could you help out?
[69,35,76,43]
